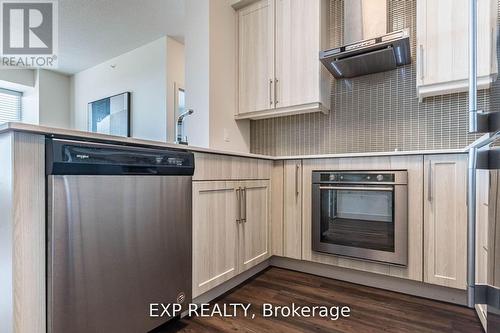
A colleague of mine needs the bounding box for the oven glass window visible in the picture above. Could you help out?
[320,187,395,252]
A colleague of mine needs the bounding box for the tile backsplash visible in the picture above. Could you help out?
[250,0,499,156]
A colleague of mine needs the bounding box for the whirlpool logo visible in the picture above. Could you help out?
[0,0,58,68]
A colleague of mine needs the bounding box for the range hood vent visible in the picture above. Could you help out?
[320,0,411,79]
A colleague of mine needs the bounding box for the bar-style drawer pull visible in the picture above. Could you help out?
[419,44,424,81]
[269,79,273,106]
[236,187,241,223]
[274,78,279,106]
[241,187,247,223]
[319,186,393,192]
[295,164,300,195]
[427,160,432,202]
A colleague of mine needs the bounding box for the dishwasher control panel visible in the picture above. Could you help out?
[46,137,195,176]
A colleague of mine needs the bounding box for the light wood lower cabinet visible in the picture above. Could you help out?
[240,180,271,271]
[270,161,284,256]
[423,154,468,289]
[283,160,302,259]
[192,181,239,297]
[192,180,270,297]
[475,170,489,330]
[476,170,489,286]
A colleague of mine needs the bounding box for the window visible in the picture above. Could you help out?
[0,88,22,124]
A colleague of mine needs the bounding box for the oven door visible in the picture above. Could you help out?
[312,184,408,266]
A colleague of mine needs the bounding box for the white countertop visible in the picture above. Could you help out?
[0,122,468,160]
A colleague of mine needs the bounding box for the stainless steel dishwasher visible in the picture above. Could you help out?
[46,138,194,333]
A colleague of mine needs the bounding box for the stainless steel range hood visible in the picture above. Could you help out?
[320,0,411,79]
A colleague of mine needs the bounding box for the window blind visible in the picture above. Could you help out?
[0,88,22,124]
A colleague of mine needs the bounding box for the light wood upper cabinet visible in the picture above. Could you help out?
[240,180,271,271]
[192,181,240,297]
[416,0,498,99]
[238,0,275,114]
[236,0,330,120]
[283,160,302,259]
[192,179,270,298]
[423,154,468,289]
[275,0,320,109]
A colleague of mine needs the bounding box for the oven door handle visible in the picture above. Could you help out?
[318,186,394,191]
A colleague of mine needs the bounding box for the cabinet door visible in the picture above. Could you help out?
[417,0,467,86]
[238,0,275,115]
[283,160,302,259]
[192,181,239,297]
[476,170,489,285]
[239,180,270,271]
[423,154,468,289]
[275,0,319,108]
[475,170,489,329]
[417,0,497,96]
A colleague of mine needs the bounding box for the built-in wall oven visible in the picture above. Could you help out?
[312,171,408,266]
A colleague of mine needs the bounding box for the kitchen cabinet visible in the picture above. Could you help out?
[416,0,498,99]
[239,180,271,271]
[236,0,330,120]
[193,153,272,181]
[237,0,275,115]
[192,180,270,297]
[423,154,468,289]
[475,169,489,330]
[283,160,302,259]
[476,170,489,286]
[270,161,284,256]
[192,181,240,297]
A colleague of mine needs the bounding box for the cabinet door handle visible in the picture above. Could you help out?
[236,187,241,223]
[427,160,432,202]
[269,79,273,106]
[419,45,424,81]
[241,187,247,223]
[274,78,279,106]
[295,164,299,195]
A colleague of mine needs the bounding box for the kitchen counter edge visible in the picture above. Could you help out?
[0,122,468,160]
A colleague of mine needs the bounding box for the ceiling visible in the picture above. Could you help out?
[57,0,184,74]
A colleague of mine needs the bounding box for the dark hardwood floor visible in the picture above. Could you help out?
[155,267,483,333]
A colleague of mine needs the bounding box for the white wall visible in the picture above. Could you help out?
[184,0,250,151]
[21,84,38,125]
[71,37,168,141]
[0,69,70,128]
[184,0,210,147]
[209,0,250,151]
[0,69,38,124]
[0,69,35,87]
[166,37,185,143]
[38,70,71,128]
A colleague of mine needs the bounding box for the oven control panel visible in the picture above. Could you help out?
[312,171,408,185]
[320,172,394,183]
